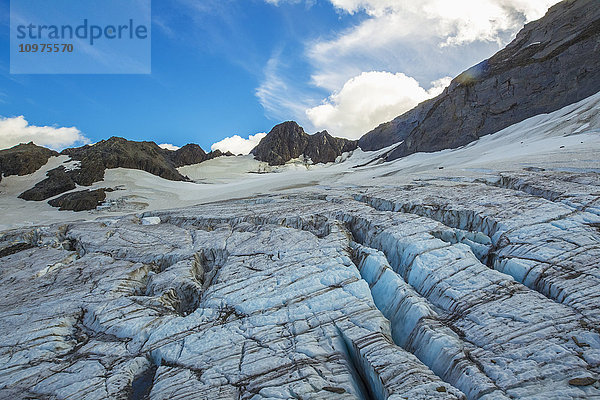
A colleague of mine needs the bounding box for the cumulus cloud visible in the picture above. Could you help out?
[211,132,267,155]
[260,0,559,138]
[0,116,90,150]
[307,0,560,90]
[306,72,451,139]
[428,76,454,97]
[325,0,557,41]
[158,143,181,151]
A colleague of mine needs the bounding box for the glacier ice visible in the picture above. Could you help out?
[1,165,600,399]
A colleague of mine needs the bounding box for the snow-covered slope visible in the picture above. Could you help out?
[0,92,599,399]
[2,91,600,231]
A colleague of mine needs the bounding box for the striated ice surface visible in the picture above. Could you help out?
[2,92,600,399]
[1,164,600,399]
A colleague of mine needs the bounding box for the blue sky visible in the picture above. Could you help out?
[0,0,559,153]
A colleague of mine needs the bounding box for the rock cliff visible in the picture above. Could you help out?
[252,121,358,165]
[359,0,600,161]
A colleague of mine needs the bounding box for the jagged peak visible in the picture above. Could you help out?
[251,121,357,166]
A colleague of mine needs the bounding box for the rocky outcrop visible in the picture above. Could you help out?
[251,121,308,165]
[47,188,109,211]
[0,142,58,183]
[359,0,600,160]
[19,167,76,201]
[167,144,233,168]
[205,149,235,159]
[18,137,223,206]
[305,130,358,165]
[63,137,187,183]
[251,121,358,165]
[167,144,207,168]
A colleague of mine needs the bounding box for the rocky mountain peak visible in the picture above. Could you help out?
[0,142,58,183]
[166,144,208,168]
[62,136,185,184]
[251,121,358,165]
[358,0,600,161]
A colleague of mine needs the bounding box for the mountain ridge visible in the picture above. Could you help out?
[11,137,229,210]
[0,142,58,184]
[358,0,600,161]
[251,121,358,166]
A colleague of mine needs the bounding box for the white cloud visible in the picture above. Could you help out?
[0,116,90,150]
[306,72,451,139]
[211,132,267,155]
[255,54,315,122]
[259,0,560,138]
[429,76,453,97]
[297,0,557,38]
[307,0,560,90]
[158,143,181,151]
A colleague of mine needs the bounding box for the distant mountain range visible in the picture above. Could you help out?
[0,138,233,211]
[0,123,359,211]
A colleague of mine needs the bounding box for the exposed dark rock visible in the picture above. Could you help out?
[252,122,308,166]
[63,137,186,183]
[358,0,600,161]
[0,243,34,258]
[18,167,76,201]
[66,157,105,187]
[251,121,358,166]
[251,122,308,166]
[568,377,597,386]
[306,130,358,165]
[206,149,234,159]
[167,146,234,167]
[47,188,108,211]
[167,144,208,168]
[0,142,58,183]
[18,137,217,207]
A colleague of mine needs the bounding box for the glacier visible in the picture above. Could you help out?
[0,93,600,398]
